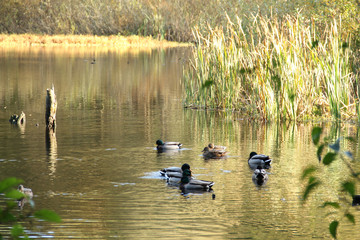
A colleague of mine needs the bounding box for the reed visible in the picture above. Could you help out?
[183,14,359,121]
[1,0,359,43]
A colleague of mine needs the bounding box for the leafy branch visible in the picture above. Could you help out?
[301,127,358,239]
[0,177,61,239]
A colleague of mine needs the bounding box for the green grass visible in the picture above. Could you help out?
[182,14,359,121]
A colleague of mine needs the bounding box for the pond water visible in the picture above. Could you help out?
[0,46,359,239]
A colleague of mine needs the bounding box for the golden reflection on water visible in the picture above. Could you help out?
[0,47,359,239]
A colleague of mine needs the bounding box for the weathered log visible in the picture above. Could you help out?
[46,85,57,130]
[9,111,26,125]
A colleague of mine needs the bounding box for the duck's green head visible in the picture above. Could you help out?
[181,163,190,171]
[156,140,164,146]
[181,169,192,184]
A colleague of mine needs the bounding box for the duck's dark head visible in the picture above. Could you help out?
[181,163,191,171]
[249,152,258,159]
[202,147,210,152]
[352,195,360,206]
[156,140,164,146]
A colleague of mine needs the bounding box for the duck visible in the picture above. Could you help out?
[248,152,272,169]
[17,185,33,209]
[208,143,226,150]
[18,185,33,198]
[252,166,269,186]
[178,163,214,191]
[202,146,227,159]
[156,139,182,151]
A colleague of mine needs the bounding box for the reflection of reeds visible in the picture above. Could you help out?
[0,34,189,48]
[183,15,359,121]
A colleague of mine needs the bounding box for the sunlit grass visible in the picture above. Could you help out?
[0,34,190,48]
[182,14,359,121]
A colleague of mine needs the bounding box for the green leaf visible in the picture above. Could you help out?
[345,213,355,224]
[329,139,340,152]
[34,209,61,223]
[311,39,319,49]
[323,152,337,165]
[302,179,321,202]
[345,136,355,142]
[0,178,23,193]
[311,127,322,145]
[329,220,338,239]
[0,210,16,223]
[5,189,25,200]
[301,166,317,180]
[201,80,214,89]
[322,202,340,209]
[342,181,355,197]
[317,144,325,161]
[11,224,24,238]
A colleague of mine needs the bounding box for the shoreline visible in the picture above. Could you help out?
[0,34,191,48]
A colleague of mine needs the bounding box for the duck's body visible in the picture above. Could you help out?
[202,146,227,159]
[179,164,214,191]
[180,178,215,191]
[252,167,269,186]
[248,152,272,169]
[156,140,182,151]
[208,143,226,151]
[161,164,188,181]
[18,185,33,198]
[160,166,182,176]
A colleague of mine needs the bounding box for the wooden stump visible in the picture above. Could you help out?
[46,85,57,130]
[9,111,26,125]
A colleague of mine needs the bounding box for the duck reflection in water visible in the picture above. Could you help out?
[165,163,214,193]
[252,166,269,187]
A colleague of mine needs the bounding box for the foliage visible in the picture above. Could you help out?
[301,127,359,239]
[0,177,61,239]
[0,0,359,43]
[182,13,359,121]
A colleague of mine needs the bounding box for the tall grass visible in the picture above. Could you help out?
[182,14,359,121]
[1,0,359,43]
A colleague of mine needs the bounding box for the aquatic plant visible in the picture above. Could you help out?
[182,14,359,121]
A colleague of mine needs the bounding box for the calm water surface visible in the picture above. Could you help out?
[0,46,359,239]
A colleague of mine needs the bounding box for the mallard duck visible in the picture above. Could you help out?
[202,146,227,159]
[156,139,182,151]
[178,163,214,191]
[252,166,269,186]
[17,185,33,209]
[18,185,33,198]
[248,152,272,169]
